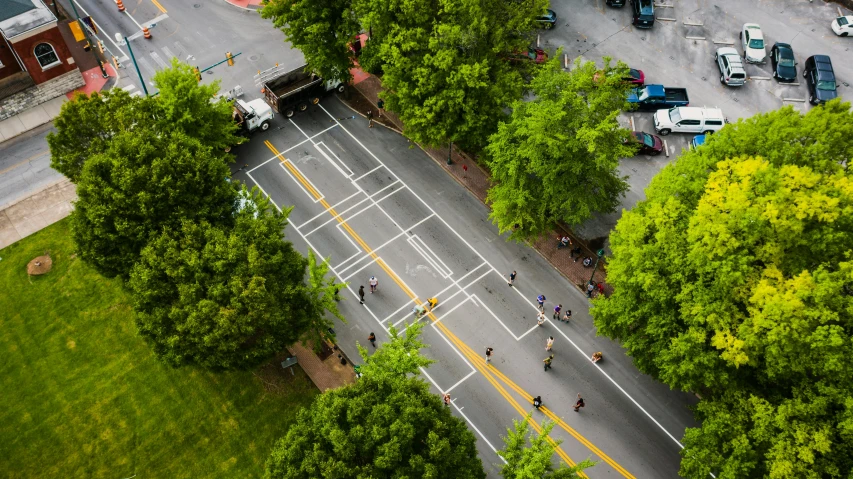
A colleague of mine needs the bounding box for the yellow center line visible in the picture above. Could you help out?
[264,140,632,477]
[151,0,167,13]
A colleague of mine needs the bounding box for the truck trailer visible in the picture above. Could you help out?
[262,64,344,117]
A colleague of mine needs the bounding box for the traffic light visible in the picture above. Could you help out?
[97,40,105,53]
[194,66,201,82]
[83,41,91,52]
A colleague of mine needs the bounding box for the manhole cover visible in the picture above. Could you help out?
[193,3,201,8]
[249,54,260,61]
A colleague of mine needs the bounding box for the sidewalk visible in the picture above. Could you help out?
[344,73,611,295]
[0,178,76,250]
[287,341,356,392]
[220,0,263,10]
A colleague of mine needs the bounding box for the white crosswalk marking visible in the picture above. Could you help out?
[137,56,155,78]
[161,45,176,62]
[149,51,168,69]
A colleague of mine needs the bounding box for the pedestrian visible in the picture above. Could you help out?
[413,304,426,318]
[582,256,593,267]
[367,110,374,127]
[537,294,546,310]
[543,354,554,371]
[377,99,384,118]
[571,246,583,261]
[369,276,378,293]
[507,270,517,286]
[485,347,493,364]
[586,282,595,298]
[563,309,572,323]
[557,236,570,249]
[427,297,439,311]
[573,394,585,412]
[552,304,562,320]
[546,336,554,351]
[368,332,376,347]
[537,311,545,327]
[591,351,603,363]
[359,285,365,304]
[462,164,468,178]
[443,393,451,407]
[533,396,542,409]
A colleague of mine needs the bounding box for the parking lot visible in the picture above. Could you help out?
[539,0,852,240]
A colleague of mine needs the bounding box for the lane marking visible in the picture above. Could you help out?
[151,0,167,13]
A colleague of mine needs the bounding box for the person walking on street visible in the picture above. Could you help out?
[586,281,595,298]
[537,311,545,327]
[563,309,572,322]
[485,347,494,364]
[574,394,585,412]
[359,285,365,304]
[367,110,374,127]
[552,304,562,320]
[369,276,378,293]
[368,332,376,347]
[537,294,546,310]
[533,396,542,409]
[427,297,439,311]
[546,336,554,351]
[507,270,516,286]
[543,354,554,371]
[377,99,385,118]
[443,393,451,407]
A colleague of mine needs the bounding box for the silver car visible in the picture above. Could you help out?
[715,47,747,86]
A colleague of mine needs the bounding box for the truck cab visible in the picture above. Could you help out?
[653,106,727,135]
[233,99,273,134]
[627,84,689,111]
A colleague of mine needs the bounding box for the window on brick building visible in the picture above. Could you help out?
[34,43,60,69]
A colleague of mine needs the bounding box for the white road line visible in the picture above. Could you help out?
[136,56,156,78]
[318,142,353,177]
[410,234,453,278]
[150,51,168,69]
[302,184,405,237]
[429,296,476,326]
[304,197,372,236]
[72,0,127,59]
[247,138,313,174]
[444,370,477,394]
[470,295,522,340]
[336,213,436,276]
[408,236,449,279]
[161,45,176,61]
[277,161,324,204]
[380,298,418,324]
[298,190,364,231]
[146,13,169,27]
[341,256,379,282]
[314,142,349,179]
[354,165,385,182]
[333,251,362,271]
[335,222,362,254]
[515,323,542,341]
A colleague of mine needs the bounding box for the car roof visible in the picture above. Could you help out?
[773,42,792,50]
[638,0,653,13]
[674,107,724,120]
[717,47,739,56]
[744,24,764,37]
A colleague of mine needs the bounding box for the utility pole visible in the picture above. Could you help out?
[123,36,148,96]
[66,0,108,78]
[589,249,605,285]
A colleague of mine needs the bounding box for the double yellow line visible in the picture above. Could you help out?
[263,140,634,478]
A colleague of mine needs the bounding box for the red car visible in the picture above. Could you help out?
[510,47,548,64]
[625,131,663,155]
[625,68,645,85]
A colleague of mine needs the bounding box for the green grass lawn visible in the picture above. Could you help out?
[0,218,318,478]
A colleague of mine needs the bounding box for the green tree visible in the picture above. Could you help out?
[303,250,348,351]
[591,101,853,478]
[484,54,634,240]
[47,88,150,182]
[71,128,236,278]
[128,189,312,369]
[356,321,433,379]
[261,0,360,84]
[264,321,484,479]
[499,415,595,478]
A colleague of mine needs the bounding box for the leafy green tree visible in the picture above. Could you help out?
[264,321,484,479]
[591,101,853,478]
[499,415,595,478]
[127,188,312,369]
[303,250,348,351]
[71,129,236,278]
[47,88,150,182]
[484,54,634,240]
[261,0,360,84]
[356,321,433,379]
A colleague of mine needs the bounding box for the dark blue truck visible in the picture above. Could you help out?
[627,84,690,111]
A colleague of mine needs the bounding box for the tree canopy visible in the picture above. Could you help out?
[484,54,634,240]
[264,321,484,479]
[499,415,595,478]
[591,101,853,478]
[128,189,311,369]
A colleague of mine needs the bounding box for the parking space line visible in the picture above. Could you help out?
[335,222,362,255]
[427,296,476,326]
[444,370,477,394]
[335,213,436,276]
[341,255,380,282]
[408,235,453,279]
[316,141,354,177]
[298,191,363,231]
[276,160,324,204]
[470,295,523,341]
[353,165,385,182]
[303,184,405,237]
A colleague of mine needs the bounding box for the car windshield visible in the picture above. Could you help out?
[668,108,682,123]
[838,17,849,26]
[641,133,655,147]
[748,38,764,49]
[779,55,795,67]
[629,69,640,79]
[817,80,837,91]
[527,49,537,60]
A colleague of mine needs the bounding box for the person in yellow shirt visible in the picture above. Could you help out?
[427,297,438,310]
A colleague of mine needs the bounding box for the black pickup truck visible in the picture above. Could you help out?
[627,84,689,111]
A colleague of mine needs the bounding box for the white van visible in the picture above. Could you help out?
[653,106,727,135]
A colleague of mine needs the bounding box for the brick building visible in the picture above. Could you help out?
[0,0,84,121]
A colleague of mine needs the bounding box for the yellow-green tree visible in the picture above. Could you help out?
[592,100,853,478]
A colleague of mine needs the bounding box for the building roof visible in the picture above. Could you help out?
[0,0,56,40]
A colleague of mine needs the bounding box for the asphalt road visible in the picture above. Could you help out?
[0,124,59,209]
[231,97,699,478]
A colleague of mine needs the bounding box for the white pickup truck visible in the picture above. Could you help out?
[653,106,727,136]
[232,98,273,134]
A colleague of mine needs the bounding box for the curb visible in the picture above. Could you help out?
[336,93,404,135]
[219,0,262,12]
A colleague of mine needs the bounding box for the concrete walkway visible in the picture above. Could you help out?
[0,178,75,250]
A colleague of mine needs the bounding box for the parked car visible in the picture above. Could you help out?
[653,106,727,136]
[606,0,626,6]
[803,55,838,105]
[740,23,767,63]
[769,42,797,82]
[630,0,655,28]
[691,134,707,149]
[536,9,557,29]
[625,131,663,155]
[715,47,746,86]
[627,84,689,111]
[625,68,645,85]
[831,15,852,36]
[509,47,548,64]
